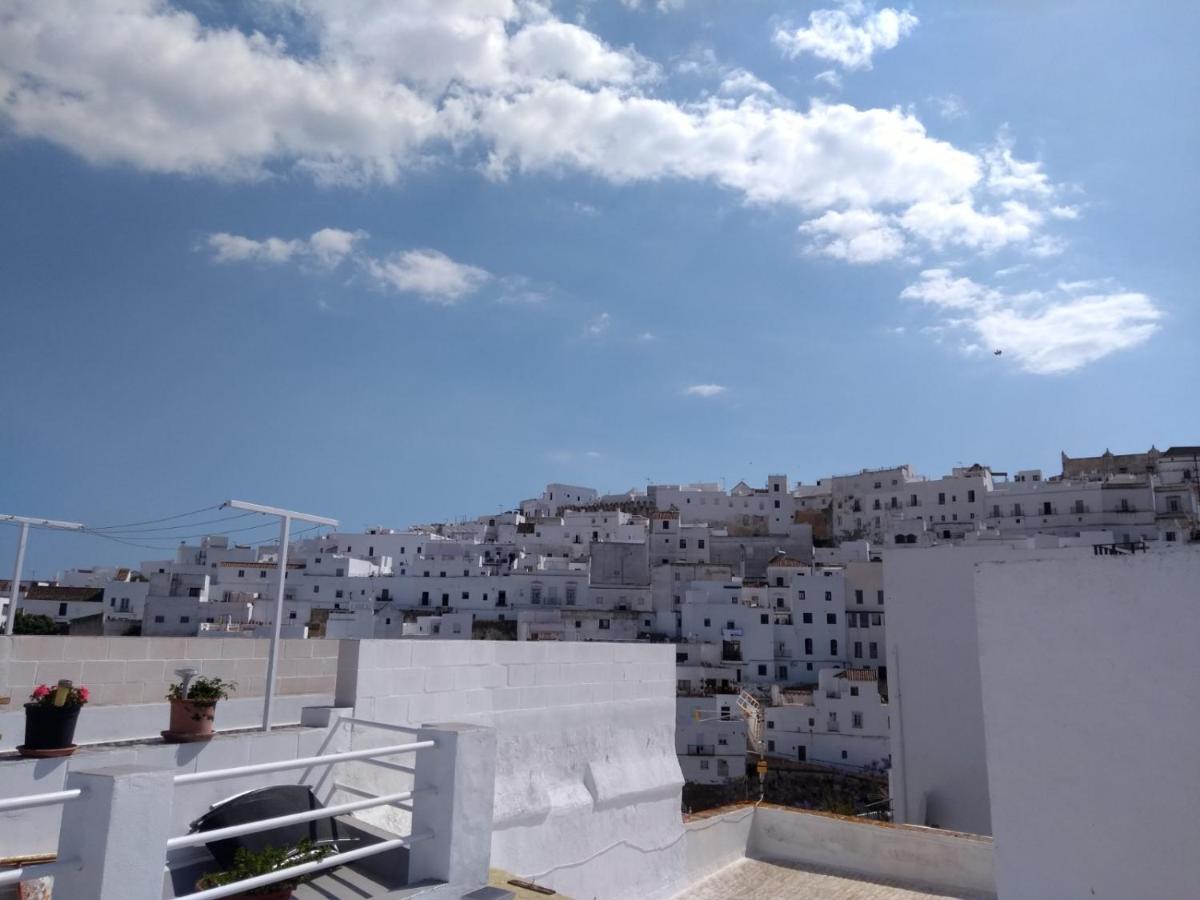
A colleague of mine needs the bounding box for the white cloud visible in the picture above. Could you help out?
[799,208,907,263]
[929,94,966,120]
[206,228,363,266]
[363,249,490,304]
[620,0,688,11]
[814,69,843,90]
[774,2,918,71]
[586,312,611,337]
[684,383,727,397]
[0,3,1108,273]
[636,331,657,342]
[901,269,1162,374]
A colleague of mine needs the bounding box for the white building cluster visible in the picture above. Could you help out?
[12,445,1199,791]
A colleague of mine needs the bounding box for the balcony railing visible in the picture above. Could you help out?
[686,745,716,756]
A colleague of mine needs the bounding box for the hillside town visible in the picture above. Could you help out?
[5,444,1197,804]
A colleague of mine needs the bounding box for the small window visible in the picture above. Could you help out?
[154,615,164,623]
[852,712,863,729]
[830,639,838,655]
[855,589,863,605]
[757,664,767,676]
[599,619,611,630]
[877,590,884,605]
[850,686,859,697]
[824,591,832,602]
[826,612,837,624]
[260,570,267,579]
[760,613,769,624]
[180,616,190,624]
[869,642,879,659]
[698,539,705,549]
[237,569,245,577]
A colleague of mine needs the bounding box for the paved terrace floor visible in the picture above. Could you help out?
[680,858,988,900]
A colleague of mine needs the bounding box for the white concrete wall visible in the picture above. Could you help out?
[749,806,995,898]
[885,543,1099,835]
[682,806,755,887]
[0,724,336,860]
[340,639,685,900]
[975,551,1200,900]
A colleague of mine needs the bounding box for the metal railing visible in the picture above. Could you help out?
[0,789,85,888]
[171,737,437,899]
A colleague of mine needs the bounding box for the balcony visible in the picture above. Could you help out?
[687,744,716,755]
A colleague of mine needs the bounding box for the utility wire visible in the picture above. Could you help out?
[93,511,258,536]
[87,505,221,531]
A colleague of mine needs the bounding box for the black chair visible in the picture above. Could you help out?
[187,784,342,867]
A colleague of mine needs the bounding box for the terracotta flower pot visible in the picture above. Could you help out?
[21,703,81,753]
[163,698,219,742]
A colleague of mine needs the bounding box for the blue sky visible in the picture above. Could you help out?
[1,0,1196,575]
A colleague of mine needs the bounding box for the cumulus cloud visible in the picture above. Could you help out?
[774,2,918,71]
[206,228,364,266]
[799,208,907,262]
[586,312,612,337]
[205,228,490,303]
[685,383,727,397]
[362,249,490,304]
[901,269,1162,374]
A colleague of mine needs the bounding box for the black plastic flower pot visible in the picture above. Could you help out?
[23,703,81,750]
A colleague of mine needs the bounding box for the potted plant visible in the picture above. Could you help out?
[162,673,236,743]
[195,840,333,899]
[20,680,89,758]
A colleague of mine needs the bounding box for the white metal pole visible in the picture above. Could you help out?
[5,522,29,636]
[262,514,291,732]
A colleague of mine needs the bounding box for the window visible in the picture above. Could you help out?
[154,615,164,623]
[767,740,776,752]
[757,664,767,676]
[599,619,611,630]
[871,613,882,626]
[566,585,577,605]
[841,750,848,759]
[335,590,344,599]
[313,585,320,594]
[662,521,670,530]
[869,642,879,659]
[760,613,769,624]
[704,618,712,627]
[497,590,507,606]
[699,759,710,770]
[798,590,806,600]
[802,612,813,624]
[774,499,780,509]
[804,638,813,655]
[855,589,863,605]
[830,639,838,655]
[1166,531,1177,542]
[461,591,469,600]
[58,602,68,616]
[698,539,706,549]
[968,489,976,502]
[850,686,859,697]
[180,616,190,623]
[826,613,837,624]
[852,712,863,729]
[873,499,881,510]
[824,591,832,602]
[441,593,449,607]
[1168,496,1182,513]
[854,641,863,658]
[289,611,297,620]
[808,718,815,727]
[775,576,784,587]
[938,492,946,505]
[876,590,884,605]
[237,569,245,577]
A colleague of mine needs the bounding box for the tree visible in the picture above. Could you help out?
[13,611,59,635]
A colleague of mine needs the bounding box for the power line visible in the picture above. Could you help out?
[92,511,258,536]
[88,505,221,531]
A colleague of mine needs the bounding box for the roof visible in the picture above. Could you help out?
[0,582,104,603]
[835,668,879,681]
[217,561,305,569]
[767,554,806,568]
[648,510,679,520]
[1164,446,1200,457]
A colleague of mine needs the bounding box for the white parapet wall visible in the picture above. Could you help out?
[335,639,686,900]
[975,550,1200,900]
[748,806,995,897]
[0,636,337,751]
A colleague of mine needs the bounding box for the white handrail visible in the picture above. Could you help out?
[173,739,435,785]
[0,858,80,888]
[166,789,419,850]
[0,788,83,813]
[177,832,433,900]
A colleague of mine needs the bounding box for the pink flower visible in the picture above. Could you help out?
[77,686,90,702]
[31,684,50,700]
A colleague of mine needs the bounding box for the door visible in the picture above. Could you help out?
[797,745,807,762]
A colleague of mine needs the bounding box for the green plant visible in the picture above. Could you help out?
[195,840,334,895]
[13,611,59,635]
[167,675,236,703]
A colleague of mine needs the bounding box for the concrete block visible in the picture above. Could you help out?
[6,659,38,686]
[311,640,341,658]
[221,639,259,659]
[107,639,150,660]
[81,659,126,684]
[251,639,272,658]
[150,638,190,660]
[282,639,314,659]
[533,663,563,686]
[410,641,470,668]
[494,641,544,664]
[478,665,508,689]
[62,637,112,661]
[506,665,536,688]
[491,687,525,711]
[124,659,165,684]
[35,659,82,687]
[373,696,411,724]
[334,640,360,707]
[13,636,66,660]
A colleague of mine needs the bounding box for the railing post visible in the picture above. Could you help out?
[54,765,174,900]
[408,723,496,890]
